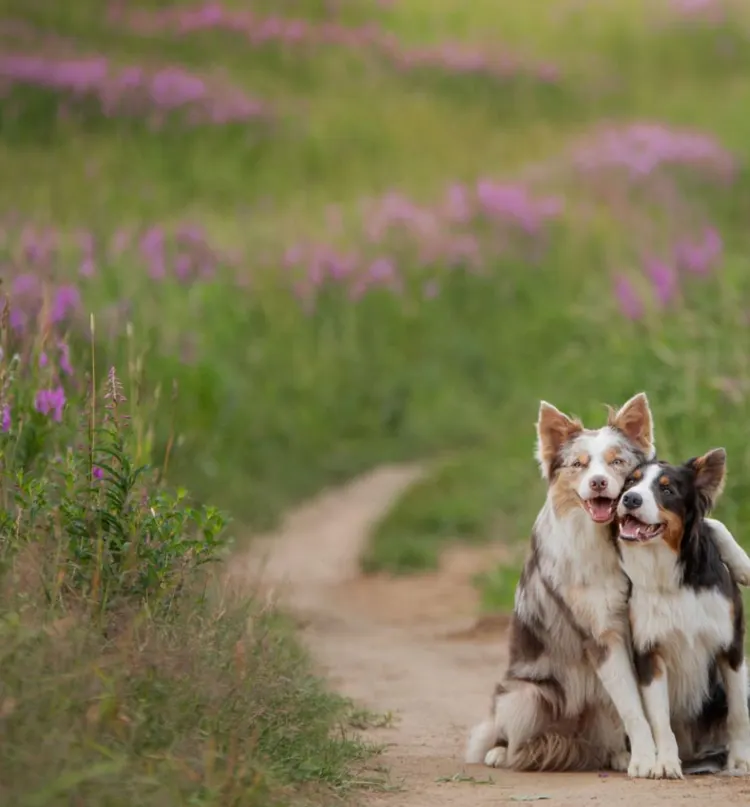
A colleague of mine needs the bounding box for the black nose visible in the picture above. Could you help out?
[621,491,643,510]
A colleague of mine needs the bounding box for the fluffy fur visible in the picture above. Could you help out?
[466,395,750,778]
[617,450,750,778]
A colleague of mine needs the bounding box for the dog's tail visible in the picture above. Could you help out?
[465,718,498,764]
[509,734,610,772]
[466,724,609,772]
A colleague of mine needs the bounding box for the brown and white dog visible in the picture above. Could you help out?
[465,393,750,777]
[617,450,750,778]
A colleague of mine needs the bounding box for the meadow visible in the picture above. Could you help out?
[2,0,750,802]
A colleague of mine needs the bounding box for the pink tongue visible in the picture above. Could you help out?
[620,519,642,539]
[589,499,613,521]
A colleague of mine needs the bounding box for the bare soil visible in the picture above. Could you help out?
[228,464,750,806]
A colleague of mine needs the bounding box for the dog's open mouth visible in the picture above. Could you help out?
[582,497,617,523]
[618,515,665,543]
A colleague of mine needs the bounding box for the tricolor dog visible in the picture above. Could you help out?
[466,394,750,777]
[618,449,750,778]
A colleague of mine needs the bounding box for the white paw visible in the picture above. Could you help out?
[610,750,630,772]
[654,753,684,780]
[727,742,750,774]
[733,569,750,587]
[628,748,658,779]
[484,745,509,768]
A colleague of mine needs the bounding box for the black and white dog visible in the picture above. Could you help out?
[617,448,750,778]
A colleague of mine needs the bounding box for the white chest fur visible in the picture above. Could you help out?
[537,505,629,640]
[622,543,733,719]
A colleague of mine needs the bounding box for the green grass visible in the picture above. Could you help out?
[0,592,381,806]
[3,0,750,632]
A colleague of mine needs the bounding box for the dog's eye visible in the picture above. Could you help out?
[661,486,673,495]
[610,458,624,467]
[571,460,582,469]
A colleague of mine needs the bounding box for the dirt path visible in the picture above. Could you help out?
[228,465,750,806]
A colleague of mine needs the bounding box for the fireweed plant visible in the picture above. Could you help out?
[0,301,227,614]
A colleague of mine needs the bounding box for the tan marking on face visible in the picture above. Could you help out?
[659,475,670,487]
[577,452,591,467]
[632,468,643,480]
[550,472,582,517]
[604,447,620,464]
[660,507,685,553]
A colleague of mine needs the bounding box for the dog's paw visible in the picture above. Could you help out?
[627,748,658,779]
[610,750,630,772]
[484,745,509,768]
[727,742,750,774]
[654,753,684,780]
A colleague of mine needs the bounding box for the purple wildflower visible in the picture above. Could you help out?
[51,285,81,323]
[92,466,104,480]
[644,257,678,306]
[35,385,66,422]
[1,404,11,433]
[79,257,96,277]
[675,227,723,275]
[58,341,73,375]
[39,351,49,368]
[423,280,440,299]
[614,275,644,320]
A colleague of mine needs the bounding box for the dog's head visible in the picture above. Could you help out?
[536,392,655,524]
[616,448,726,551]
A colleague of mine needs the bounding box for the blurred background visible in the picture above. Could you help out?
[2,1,750,802]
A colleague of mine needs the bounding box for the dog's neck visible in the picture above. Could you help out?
[534,497,620,576]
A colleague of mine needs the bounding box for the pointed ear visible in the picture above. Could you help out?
[607,392,655,459]
[688,448,727,509]
[535,401,583,480]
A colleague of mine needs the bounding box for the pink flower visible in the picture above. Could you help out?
[614,275,643,320]
[1,405,11,433]
[35,386,66,422]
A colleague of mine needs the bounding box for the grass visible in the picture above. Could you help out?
[0,594,379,806]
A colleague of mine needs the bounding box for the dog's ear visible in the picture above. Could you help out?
[535,401,583,479]
[687,448,727,509]
[608,392,655,459]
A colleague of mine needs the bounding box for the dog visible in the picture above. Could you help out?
[465,394,750,778]
[617,448,750,779]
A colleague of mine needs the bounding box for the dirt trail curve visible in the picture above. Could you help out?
[228,464,750,806]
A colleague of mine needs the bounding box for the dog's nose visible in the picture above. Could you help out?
[621,491,643,510]
[589,475,608,493]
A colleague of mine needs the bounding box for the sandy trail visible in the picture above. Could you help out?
[228,465,750,806]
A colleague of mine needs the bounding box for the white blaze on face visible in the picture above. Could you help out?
[557,426,644,522]
[578,430,629,501]
[617,464,667,542]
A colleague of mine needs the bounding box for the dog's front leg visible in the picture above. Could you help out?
[719,657,750,773]
[635,649,683,779]
[704,518,750,586]
[588,637,657,779]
